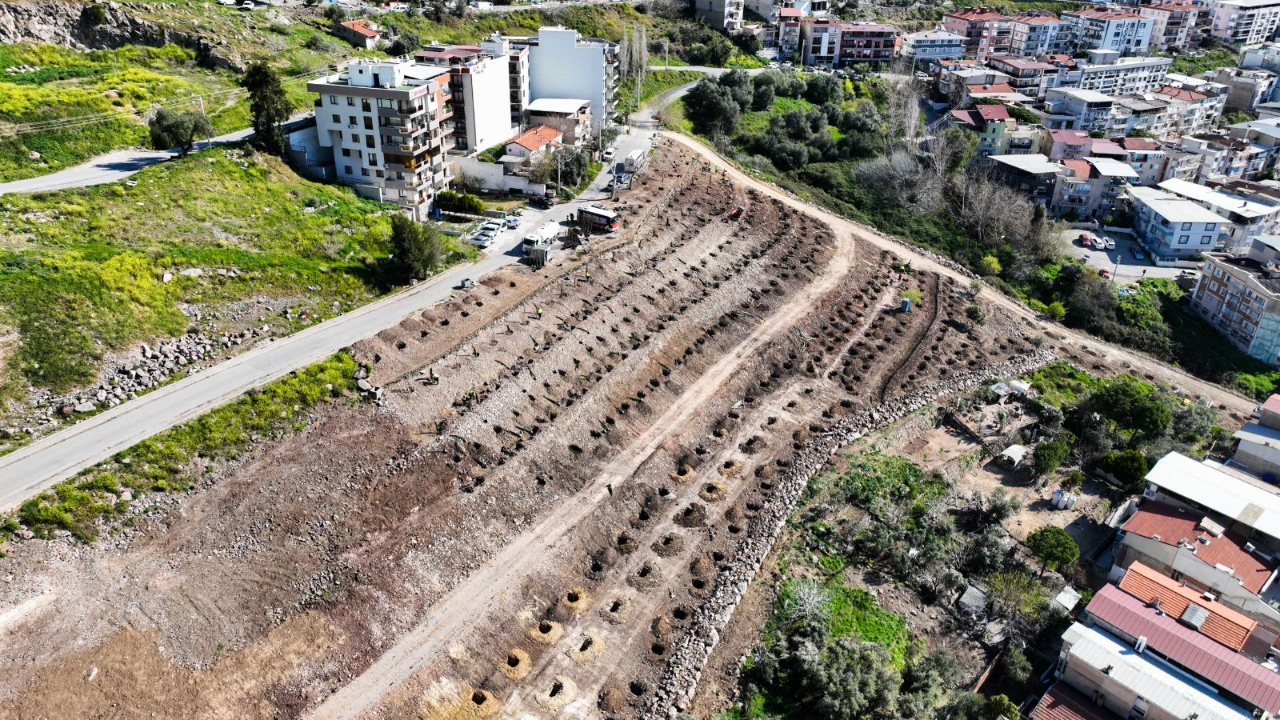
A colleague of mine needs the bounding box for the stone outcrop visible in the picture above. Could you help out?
[0,0,245,71]
[643,348,1057,719]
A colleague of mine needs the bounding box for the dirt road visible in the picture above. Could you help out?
[306,197,859,720]
[662,132,1256,421]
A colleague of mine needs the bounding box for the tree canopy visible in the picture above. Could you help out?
[244,61,290,155]
[1026,526,1079,574]
[388,215,443,282]
[148,109,212,157]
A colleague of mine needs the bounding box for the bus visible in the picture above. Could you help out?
[578,205,619,232]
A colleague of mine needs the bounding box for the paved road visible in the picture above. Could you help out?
[0,114,311,196]
[0,130,652,511]
[1060,228,1191,284]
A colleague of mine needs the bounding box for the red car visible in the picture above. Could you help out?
[1099,268,1111,279]
[1077,234,1094,248]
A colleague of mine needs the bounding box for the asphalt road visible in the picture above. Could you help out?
[0,114,311,196]
[0,129,654,510]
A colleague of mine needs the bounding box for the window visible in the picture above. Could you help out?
[368,155,378,166]
[344,165,353,175]
[331,114,339,123]
[346,96,354,106]
[1182,222,1193,230]
[1178,235,1190,244]
[366,136,375,149]
[1201,236,1212,244]
[1211,281,1220,292]
[361,168,369,176]
[351,134,360,144]
[377,98,394,109]
[329,95,338,105]
[341,148,351,157]
[364,117,373,130]
[1215,267,1223,278]
[1205,223,1217,231]
[349,116,356,126]
[375,169,384,178]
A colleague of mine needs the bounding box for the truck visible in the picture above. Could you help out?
[521,225,556,255]
[624,149,648,174]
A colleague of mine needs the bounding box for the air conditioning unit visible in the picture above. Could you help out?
[1203,591,1217,602]
[1135,635,1148,653]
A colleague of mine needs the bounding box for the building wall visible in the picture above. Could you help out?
[457,56,514,153]
[526,27,613,134]
[1211,0,1280,47]
[453,156,547,196]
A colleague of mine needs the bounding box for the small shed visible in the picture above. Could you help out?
[958,585,988,617]
[998,444,1028,469]
[1053,585,1081,613]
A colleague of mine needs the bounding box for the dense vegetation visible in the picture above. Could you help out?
[1167,48,1241,76]
[673,69,1280,400]
[616,69,704,117]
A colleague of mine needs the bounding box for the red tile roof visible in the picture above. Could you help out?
[1263,394,1280,415]
[1085,583,1280,715]
[415,44,484,61]
[1090,139,1127,157]
[1049,129,1090,145]
[1123,503,1279,594]
[779,7,802,17]
[507,125,562,152]
[1117,561,1258,651]
[1074,7,1142,20]
[340,19,380,39]
[1062,159,1092,178]
[1119,137,1160,151]
[946,7,1009,21]
[1016,14,1061,24]
[977,104,1010,121]
[969,83,1017,94]
[1030,683,1114,720]
[1147,1,1198,11]
[1156,86,1209,102]
[1043,53,1077,67]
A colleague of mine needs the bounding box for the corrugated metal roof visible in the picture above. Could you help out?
[1062,623,1256,720]
[1147,453,1280,541]
[1117,562,1257,651]
[1085,584,1280,715]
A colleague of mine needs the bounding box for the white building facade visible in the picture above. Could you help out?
[516,26,617,135]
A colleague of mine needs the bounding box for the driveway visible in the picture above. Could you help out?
[1061,229,1191,284]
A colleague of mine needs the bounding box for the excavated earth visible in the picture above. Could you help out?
[0,140,1048,719]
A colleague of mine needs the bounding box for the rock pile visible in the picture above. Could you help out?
[642,348,1056,719]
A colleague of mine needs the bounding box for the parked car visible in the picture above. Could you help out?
[1131,247,1146,260]
[1077,233,1094,246]
[1099,237,1115,250]
[602,148,615,162]
[504,216,520,229]
[1099,268,1111,279]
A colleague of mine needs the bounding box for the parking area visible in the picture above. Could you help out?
[1060,228,1188,283]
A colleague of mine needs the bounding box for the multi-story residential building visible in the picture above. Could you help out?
[1243,41,1280,79]
[1153,84,1228,134]
[1182,132,1268,182]
[1131,183,1229,258]
[414,44,514,155]
[1195,237,1280,364]
[989,153,1065,202]
[950,104,1035,156]
[1160,177,1280,250]
[1209,66,1279,111]
[1061,7,1153,54]
[1111,93,1174,137]
[941,7,1012,61]
[835,21,899,65]
[802,17,842,66]
[480,33,530,127]
[776,7,804,60]
[1070,50,1172,95]
[941,66,1012,104]
[512,26,617,134]
[1044,87,1114,131]
[1140,1,1201,50]
[1228,115,1280,175]
[1211,0,1280,48]
[1043,128,1092,159]
[694,0,744,33]
[307,60,454,221]
[986,55,1058,99]
[1049,156,1137,219]
[1118,136,1168,184]
[901,29,966,62]
[1161,142,1206,180]
[526,98,592,147]
[1051,621,1262,720]
[1009,12,1063,57]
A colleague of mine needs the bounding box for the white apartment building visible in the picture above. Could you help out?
[695,0,744,33]
[1010,13,1064,57]
[415,44,514,155]
[1211,0,1280,48]
[1152,85,1228,134]
[1130,184,1230,259]
[1065,50,1172,95]
[1195,237,1280,364]
[1159,176,1280,250]
[515,26,617,135]
[1140,1,1201,50]
[1044,87,1114,132]
[308,60,455,221]
[481,33,530,127]
[901,29,966,61]
[1061,7,1153,54]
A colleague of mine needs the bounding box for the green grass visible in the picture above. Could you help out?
[4,354,358,541]
[727,51,768,69]
[615,69,704,117]
[0,148,470,399]
[1024,361,1104,406]
[1168,48,1241,76]
[0,42,316,182]
[738,96,817,135]
[825,580,913,666]
[835,451,947,508]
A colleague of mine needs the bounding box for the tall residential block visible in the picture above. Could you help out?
[513,26,618,135]
[415,44,515,155]
[941,7,1013,61]
[481,33,529,127]
[308,60,455,221]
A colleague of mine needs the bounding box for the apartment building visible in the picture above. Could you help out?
[526,98,591,146]
[307,60,454,221]
[941,7,1012,61]
[513,26,617,134]
[776,7,804,60]
[1153,85,1227,134]
[1196,237,1280,364]
[1044,87,1114,132]
[1229,115,1280,175]
[1049,156,1137,219]
[989,153,1065,202]
[1211,0,1280,48]
[1111,93,1174,137]
[1131,184,1230,259]
[694,0,744,34]
[835,21,899,65]
[1070,50,1173,95]
[1181,133,1267,182]
[1118,136,1168,184]
[1010,12,1064,57]
[480,33,530,127]
[986,55,1058,99]
[414,44,514,155]
[1061,7,1153,54]
[950,104,1042,156]
[1140,1,1201,50]
[1209,66,1279,111]
[1244,40,1280,72]
[901,29,965,61]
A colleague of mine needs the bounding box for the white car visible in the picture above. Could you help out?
[602,148,615,162]
[1103,237,1116,250]
[504,216,520,229]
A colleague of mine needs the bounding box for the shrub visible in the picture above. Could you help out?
[435,189,485,215]
[1099,449,1148,490]
[965,304,985,325]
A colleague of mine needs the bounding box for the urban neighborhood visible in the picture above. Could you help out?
[14,0,1280,718]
